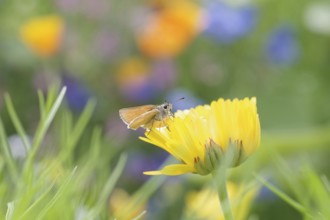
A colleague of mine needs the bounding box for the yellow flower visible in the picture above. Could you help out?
[137,0,203,58]
[184,182,259,220]
[116,57,150,87]
[20,15,64,57]
[140,97,260,175]
[109,189,146,220]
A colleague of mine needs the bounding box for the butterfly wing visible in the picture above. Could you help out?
[128,108,160,130]
[119,105,157,129]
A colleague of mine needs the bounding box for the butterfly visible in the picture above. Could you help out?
[119,102,173,130]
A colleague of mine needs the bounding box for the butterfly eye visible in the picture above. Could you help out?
[163,105,168,109]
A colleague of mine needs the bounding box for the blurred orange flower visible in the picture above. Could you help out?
[20,15,64,57]
[137,1,203,58]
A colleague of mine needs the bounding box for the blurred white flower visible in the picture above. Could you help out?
[75,206,89,220]
[304,2,330,35]
[222,0,255,7]
[8,135,29,159]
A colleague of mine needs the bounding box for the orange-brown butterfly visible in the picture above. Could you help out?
[119,102,174,130]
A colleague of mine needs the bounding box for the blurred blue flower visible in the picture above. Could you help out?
[256,184,277,202]
[204,2,258,43]
[62,74,91,112]
[165,88,203,111]
[124,151,168,181]
[265,25,299,65]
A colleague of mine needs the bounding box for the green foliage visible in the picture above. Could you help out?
[257,156,330,220]
[1,0,330,219]
[0,87,172,219]
[0,88,125,219]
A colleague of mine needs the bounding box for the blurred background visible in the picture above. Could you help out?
[1,0,330,219]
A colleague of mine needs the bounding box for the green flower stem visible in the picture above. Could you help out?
[212,167,234,220]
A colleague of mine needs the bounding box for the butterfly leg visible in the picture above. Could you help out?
[146,120,155,136]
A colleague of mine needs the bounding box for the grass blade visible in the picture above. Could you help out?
[23,87,67,176]
[60,99,96,161]
[255,175,314,218]
[4,93,31,151]
[36,166,77,220]
[37,91,46,121]
[0,116,18,181]
[132,210,147,220]
[6,201,14,220]
[114,157,174,219]
[88,154,127,219]
[44,87,57,114]
[19,182,56,220]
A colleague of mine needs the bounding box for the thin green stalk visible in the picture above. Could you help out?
[19,182,56,220]
[37,91,46,121]
[72,127,101,186]
[36,166,77,220]
[23,87,66,178]
[0,116,19,182]
[4,93,31,151]
[212,167,234,220]
[44,87,57,113]
[211,143,238,220]
[6,202,14,220]
[115,157,176,219]
[321,175,330,194]
[59,99,96,162]
[132,211,146,220]
[88,154,127,219]
[255,175,314,219]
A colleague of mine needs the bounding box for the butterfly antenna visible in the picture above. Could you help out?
[175,97,185,103]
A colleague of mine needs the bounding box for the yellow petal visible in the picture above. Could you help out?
[144,164,193,175]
